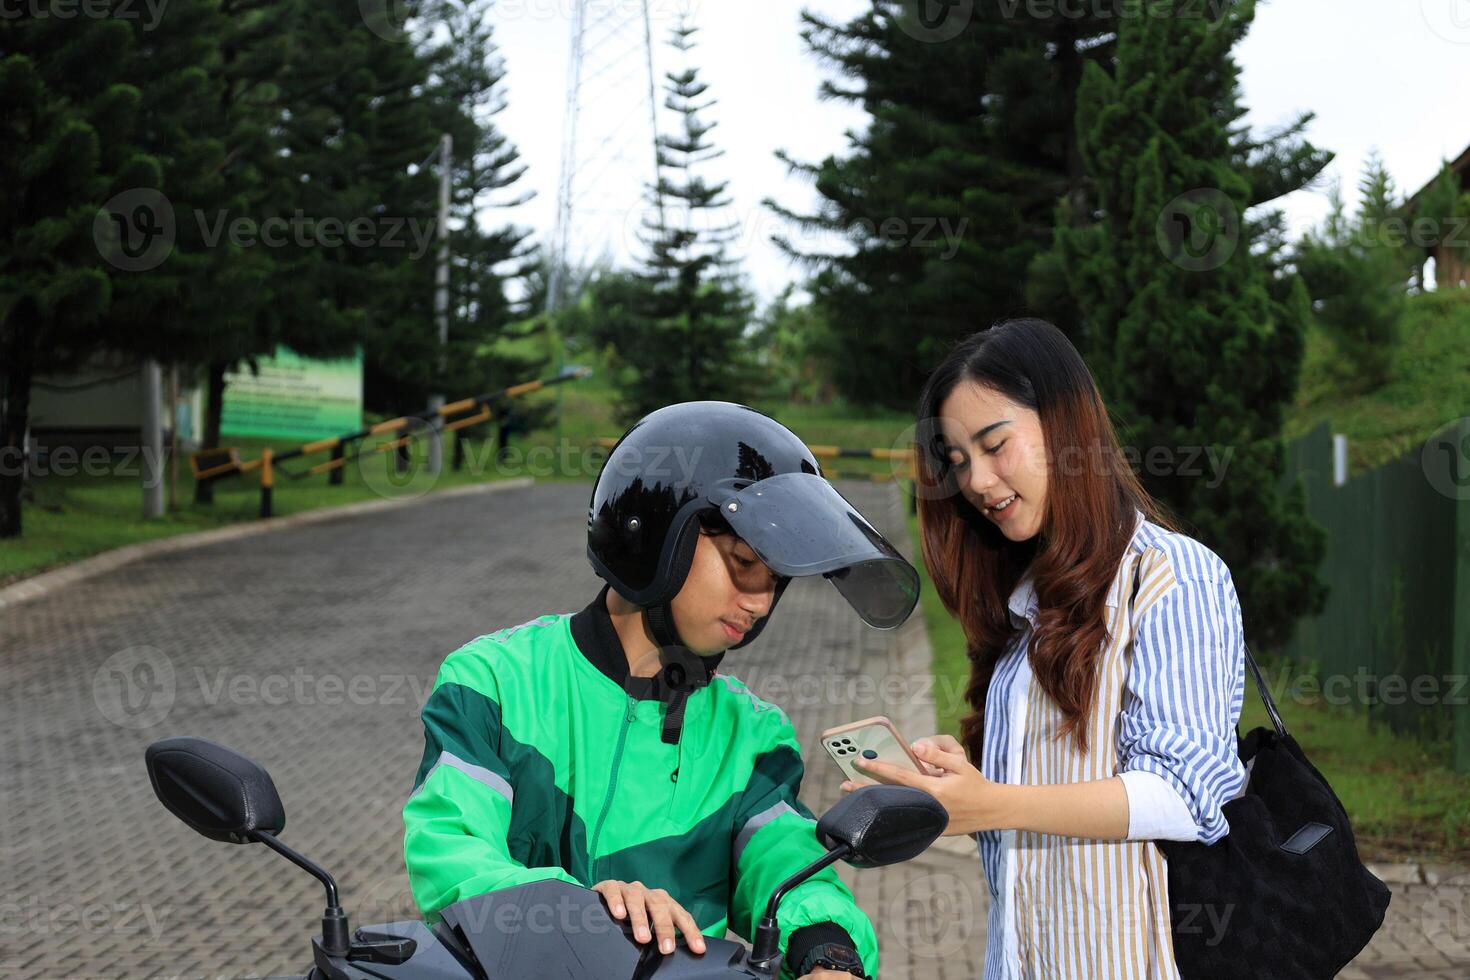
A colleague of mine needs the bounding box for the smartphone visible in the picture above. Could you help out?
[820,715,927,783]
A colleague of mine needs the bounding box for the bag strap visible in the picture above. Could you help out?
[1243,643,1289,739]
[1127,553,1289,740]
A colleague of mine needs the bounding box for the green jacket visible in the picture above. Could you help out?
[402,587,879,979]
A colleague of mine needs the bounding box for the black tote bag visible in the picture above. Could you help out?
[1128,573,1393,979]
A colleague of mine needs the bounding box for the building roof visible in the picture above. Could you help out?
[1408,140,1470,208]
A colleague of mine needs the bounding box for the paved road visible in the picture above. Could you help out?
[1,481,1465,979]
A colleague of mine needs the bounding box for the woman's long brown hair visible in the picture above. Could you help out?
[914,318,1178,763]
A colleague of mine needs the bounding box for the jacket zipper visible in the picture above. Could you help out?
[589,694,638,877]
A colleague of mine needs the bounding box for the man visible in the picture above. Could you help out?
[403,401,921,979]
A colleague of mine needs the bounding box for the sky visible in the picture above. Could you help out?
[481,0,1470,305]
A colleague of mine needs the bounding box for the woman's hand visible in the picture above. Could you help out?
[839,735,1010,837]
[592,879,707,955]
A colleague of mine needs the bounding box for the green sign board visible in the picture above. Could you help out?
[220,345,363,442]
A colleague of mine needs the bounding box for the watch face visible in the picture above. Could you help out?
[806,943,863,974]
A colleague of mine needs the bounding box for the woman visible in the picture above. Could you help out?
[404,400,921,980]
[843,319,1248,978]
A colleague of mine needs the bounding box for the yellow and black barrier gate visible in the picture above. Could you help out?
[191,367,592,518]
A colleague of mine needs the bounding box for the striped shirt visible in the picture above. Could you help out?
[976,511,1248,978]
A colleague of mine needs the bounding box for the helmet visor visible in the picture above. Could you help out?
[709,472,921,629]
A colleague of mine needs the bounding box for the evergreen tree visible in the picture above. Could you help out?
[1055,0,1325,648]
[188,0,304,502]
[434,0,542,405]
[1294,155,1410,389]
[265,0,541,418]
[594,18,756,425]
[749,284,838,405]
[772,2,1330,410]
[1,12,146,536]
[767,3,1117,408]
[273,0,439,416]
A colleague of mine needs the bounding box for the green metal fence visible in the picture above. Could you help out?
[1279,419,1470,772]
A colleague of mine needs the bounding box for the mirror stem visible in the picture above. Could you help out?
[253,831,352,955]
[749,843,851,972]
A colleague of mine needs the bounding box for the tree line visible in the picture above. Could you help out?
[574,0,1461,650]
[8,0,1467,646]
[2,0,541,533]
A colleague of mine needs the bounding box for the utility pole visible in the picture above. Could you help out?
[142,359,164,519]
[427,132,452,475]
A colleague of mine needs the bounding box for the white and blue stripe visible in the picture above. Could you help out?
[976,511,1247,978]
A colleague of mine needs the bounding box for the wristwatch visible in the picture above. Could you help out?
[795,942,867,978]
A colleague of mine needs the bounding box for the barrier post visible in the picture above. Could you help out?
[1453,418,1470,774]
[329,443,345,485]
[260,448,275,518]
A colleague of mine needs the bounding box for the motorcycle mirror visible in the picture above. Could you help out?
[143,736,392,963]
[816,784,947,868]
[749,785,949,973]
[145,736,286,844]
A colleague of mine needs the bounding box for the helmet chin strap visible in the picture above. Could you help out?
[643,601,720,746]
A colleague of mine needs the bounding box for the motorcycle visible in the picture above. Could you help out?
[144,736,948,979]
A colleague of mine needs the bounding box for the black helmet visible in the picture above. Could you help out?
[586,401,921,654]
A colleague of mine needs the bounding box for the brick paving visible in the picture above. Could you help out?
[1,480,1465,979]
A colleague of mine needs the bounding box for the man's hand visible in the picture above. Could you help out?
[591,879,707,955]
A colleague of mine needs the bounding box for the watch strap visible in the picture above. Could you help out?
[785,922,865,978]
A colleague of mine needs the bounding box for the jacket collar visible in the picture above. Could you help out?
[1006,508,1146,629]
[569,584,725,702]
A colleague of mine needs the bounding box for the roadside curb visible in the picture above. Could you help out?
[1367,861,1470,886]
[0,477,535,613]
[883,482,978,863]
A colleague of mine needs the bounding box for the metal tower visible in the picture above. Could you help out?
[544,0,667,314]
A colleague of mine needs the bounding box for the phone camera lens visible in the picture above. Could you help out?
[862,749,878,759]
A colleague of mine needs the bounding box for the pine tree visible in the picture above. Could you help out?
[750,284,838,405]
[273,0,439,416]
[430,0,542,406]
[188,0,301,502]
[766,3,1117,409]
[1055,0,1325,648]
[596,18,756,425]
[1,13,146,536]
[771,2,1330,411]
[1294,156,1409,389]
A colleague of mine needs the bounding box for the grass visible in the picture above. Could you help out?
[13,325,1470,865]
[1,355,918,585]
[903,511,1470,865]
[0,432,528,586]
[1286,289,1470,474]
[1237,682,1470,865]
